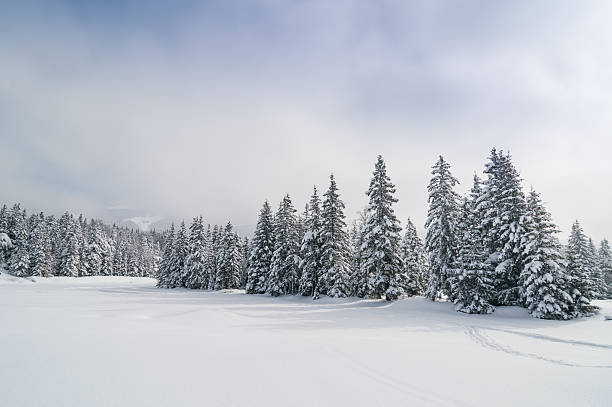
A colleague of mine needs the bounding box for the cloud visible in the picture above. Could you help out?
[0,1,611,241]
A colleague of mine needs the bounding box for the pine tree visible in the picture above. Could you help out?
[319,175,351,298]
[587,238,607,300]
[566,221,598,316]
[7,204,29,277]
[298,187,323,298]
[168,221,188,288]
[215,222,242,290]
[184,216,208,289]
[57,217,81,277]
[349,210,367,296]
[424,156,460,301]
[478,149,527,306]
[401,218,429,296]
[519,190,573,319]
[157,224,175,288]
[86,221,109,277]
[598,239,612,299]
[267,195,300,296]
[246,202,275,294]
[29,214,51,277]
[240,237,250,288]
[358,156,406,300]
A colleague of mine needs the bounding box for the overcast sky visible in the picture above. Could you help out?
[1,1,611,241]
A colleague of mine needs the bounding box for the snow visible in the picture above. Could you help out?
[0,276,610,406]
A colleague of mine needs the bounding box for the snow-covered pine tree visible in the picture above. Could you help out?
[168,221,188,288]
[598,239,612,299]
[57,216,81,277]
[7,204,29,277]
[86,221,109,277]
[240,237,250,288]
[566,220,598,316]
[349,210,367,296]
[29,214,51,277]
[424,156,460,301]
[401,218,429,296]
[451,175,495,314]
[156,224,175,288]
[184,216,208,289]
[267,195,301,296]
[320,174,351,298]
[215,222,242,290]
[246,201,275,294]
[518,190,573,319]
[478,149,527,306]
[587,237,607,300]
[298,187,323,298]
[358,156,406,301]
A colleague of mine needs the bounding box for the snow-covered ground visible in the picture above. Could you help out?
[0,275,610,406]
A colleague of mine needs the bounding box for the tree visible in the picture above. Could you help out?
[57,217,81,277]
[319,175,351,298]
[519,190,573,319]
[566,220,598,316]
[598,239,612,299]
[184,216,208,289]
[246,201,275,294]
[424,156,460,301]
[298,187,323,298]
[168,221,188,288]
[215,222,242,290]
[451,176,495,314]
[478,149,527,306]
[267,195,300,296]
[157,224,175,288]
[357,156,406,301]
[587,238,607,300]
[400,218,429,296]
[29,214,51,277]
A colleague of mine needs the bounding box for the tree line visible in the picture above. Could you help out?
[0,205,162,278]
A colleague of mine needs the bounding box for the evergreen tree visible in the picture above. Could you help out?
[157,224,175,288]
[478,149,527,306]
[566,220,598,316]
[246,202,275,294]
[240,237,250,288]
[587,238,607,300]
[519,190,573,319]
[215,222,242,290]
[168,222,188,288]
[424,156,460,301]
[58,217,81,277]
[319,175,351,298]
[598,239,612,299]
[267,195,300,296]
[401,218,429,296]
[7,204,29,277]
[29,214,51,277]
[298,187,323,298]
[184,216,208,289]
[349,210,368,296]
[357,156,406,300]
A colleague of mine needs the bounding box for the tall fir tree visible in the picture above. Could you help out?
[424,156,460,301]
[587,237,607,299]
[215,222,242,290]
[566,220,598,316]
[357,156,406,301]
[184,216,208,289]
[29,214,51,277]
[298,187,323,298]
[598,239,612,299]
[319,175,351,298]
[168,221,188,288]
[267,195,301,296]
[477,149,527,306]
[157,224,175,288]
[519,190,573,319]
[400,218,429,296]
[246,201,275,294]
[58,217,81,277]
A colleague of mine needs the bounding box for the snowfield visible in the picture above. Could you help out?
[0,276,610,406]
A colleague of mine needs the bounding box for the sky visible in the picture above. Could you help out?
[1,1,611,241]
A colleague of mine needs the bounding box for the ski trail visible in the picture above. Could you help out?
[464,327,612,368]
[327,345,474,407]
[485,327,612,350]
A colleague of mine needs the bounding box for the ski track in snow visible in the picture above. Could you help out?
[464,326,612,368]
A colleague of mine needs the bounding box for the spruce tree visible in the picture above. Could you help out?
[451,176,495,313]
[57,217,81,277]
[157,224,175,288]
[566,221,598,316]
[358,156,406,300]
[519,190,573,319]
[184,216,208,289]
[267,195,300,296]
[598,239,612,299]
[320,175,351,298]
[400,218,429,296]
[168,221,188,288]
[298,187,323,298]
[424,156,460,301]
[215,222,242,290]
[587,238,607,299]
[478,149,527,306]
[246,201,275,294]
[29,214,51,277]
